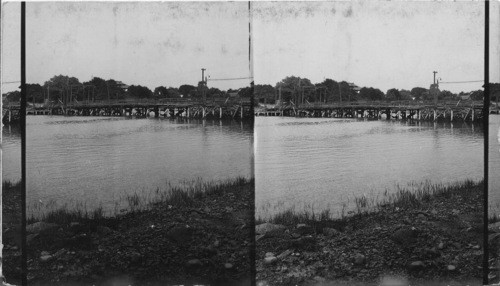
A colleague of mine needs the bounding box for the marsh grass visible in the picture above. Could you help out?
[28,176,252,224]
[260,179,483,225]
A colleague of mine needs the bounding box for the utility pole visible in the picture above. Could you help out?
[433,71,438,84]
[201,68,206,103]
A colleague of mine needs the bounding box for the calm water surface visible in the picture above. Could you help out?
[255,117,483,218]
[5,116,253,217]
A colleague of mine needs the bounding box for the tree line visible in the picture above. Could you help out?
[1,74,252,103]
[255,76,494,104]
[3,74,498,104]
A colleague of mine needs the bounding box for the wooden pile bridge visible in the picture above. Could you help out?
[3,97,253,122]
[255,100,489,122]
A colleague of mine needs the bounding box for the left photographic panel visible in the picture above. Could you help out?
[2,1,23,285]
[24,2,254,285]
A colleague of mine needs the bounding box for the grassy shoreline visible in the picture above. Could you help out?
[258,179,483,225]
[256,179,484,285]
[26,177,254,285]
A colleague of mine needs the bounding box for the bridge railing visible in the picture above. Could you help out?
[54,96,251,108]
[280,99,483,109]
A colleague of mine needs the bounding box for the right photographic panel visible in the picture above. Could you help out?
[253,2,485,285]
[489,1,500,285]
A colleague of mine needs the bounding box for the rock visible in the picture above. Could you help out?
[277,249,293,260]
[186,259,203,268]
[489,222,500,233]
[264,256,278,265]
[40,254,53,262]
[408,261,425,271]
[26,233,39,244]
[255,234,266,242]
[265,252,275,258]
[489,233,500,244]
[323,227,340,237]
[438,242,445,250]
[26,222,59,234]
[167,225,193,243]
[255,223,286,236]
[353,253,365,266]
[447,265,456,271]
[224,263,233,270]
[296,224,314,235]
[96,226,113,235]
[391,227,418,245]
[41,251,50,256]
[472,245,481,250]
[313,276,326,282]
[291,235,316,250]
[54,249,67,257]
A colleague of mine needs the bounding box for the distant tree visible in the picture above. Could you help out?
[26,83,44,103]
[127,85,153,99]
[238,86,252,98]
[167,87,181,98]
[255,84,276,103]
[440,90,455,100]
[410,87,428,100]
[106,79,126,100]
[43,75,81,101]
[178,84,197,97]
[154,86,169,98]
[207,87,222,98]
[2,91,21,102]
[276,76,313,90]
[319,78,339,102]
[358,87,384,101]
[399,89,412,100]
[490,83,500,102]
[385,88,401,101]
[469,90,483,101]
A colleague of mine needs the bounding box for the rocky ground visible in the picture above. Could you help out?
[26,180,253,285]
[256,182,484,286]
[490,218,500,284]
[2,181,23,285]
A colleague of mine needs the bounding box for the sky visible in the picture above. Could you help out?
[1,1,499,94]
[253,1,495,94]
[2,1,251,93]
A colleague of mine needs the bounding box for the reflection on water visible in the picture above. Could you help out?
[19,116,252,217]
[255,117,483,219]
[2,124,22,183]
[490,114,500,213]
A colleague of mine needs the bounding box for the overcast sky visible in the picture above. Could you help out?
[253,1,496,93]
[1,1,499,94]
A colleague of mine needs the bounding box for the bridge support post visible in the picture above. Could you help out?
[220,107,223,119]
[472,108,474,121]
[154,106,159,118]
[450,110,453,122]
[433,109,437,121]
[418,110,421,120]
[202,107,206,118]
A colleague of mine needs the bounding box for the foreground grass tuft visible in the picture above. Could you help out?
[29,176,252,224]
[260,179,483,226]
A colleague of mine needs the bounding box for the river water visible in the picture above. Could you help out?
[255,117,484,219]
[3,116,253,217]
